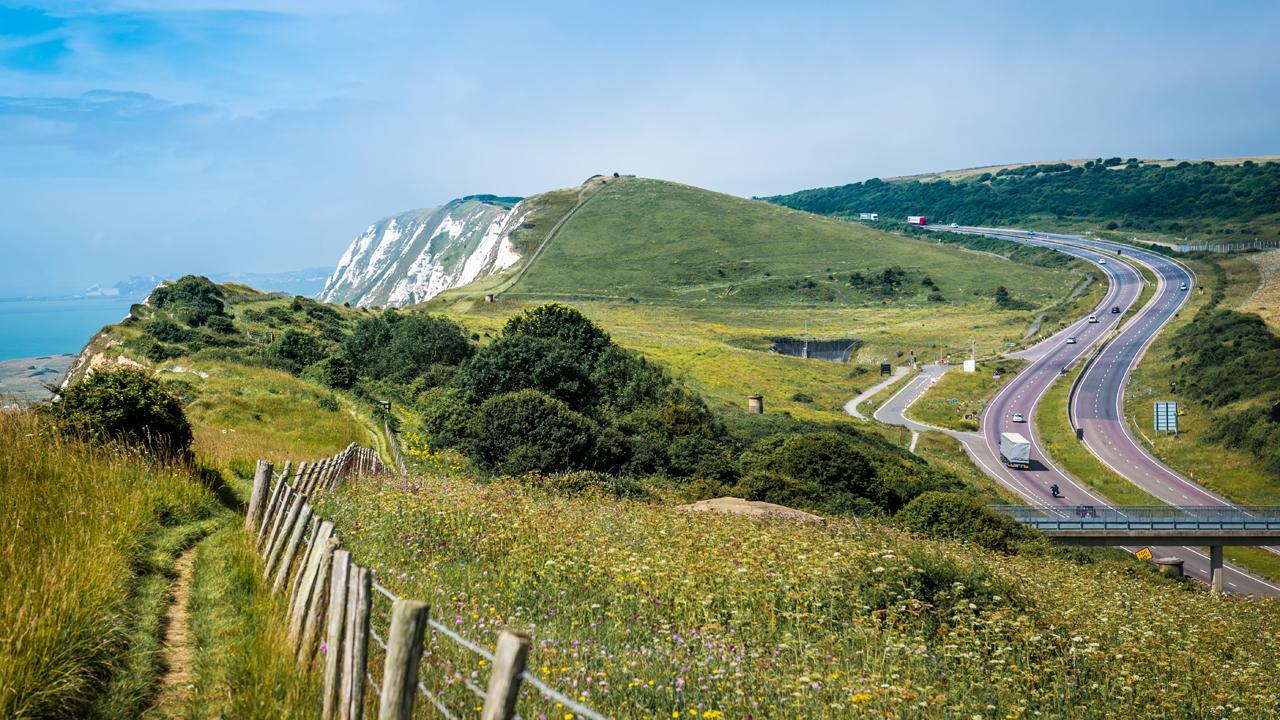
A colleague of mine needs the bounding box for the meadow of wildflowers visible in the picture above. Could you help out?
[315,473,1280,719]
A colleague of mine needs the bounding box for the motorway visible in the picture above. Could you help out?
[865,227,1280,596]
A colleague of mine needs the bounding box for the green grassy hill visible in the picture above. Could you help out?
[506,177,1078,308]
[767,157,1280,243]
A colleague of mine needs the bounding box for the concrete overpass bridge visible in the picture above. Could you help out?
[991,505,1280,593]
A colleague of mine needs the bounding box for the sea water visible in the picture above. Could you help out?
[0,297,136,360]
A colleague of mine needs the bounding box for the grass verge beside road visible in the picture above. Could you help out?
[1124,257,1280,505]
[911,360,1027,431]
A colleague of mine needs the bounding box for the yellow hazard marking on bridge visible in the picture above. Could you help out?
[1135,547,1152,561]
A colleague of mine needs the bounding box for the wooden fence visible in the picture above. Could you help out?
[244,445,608,720]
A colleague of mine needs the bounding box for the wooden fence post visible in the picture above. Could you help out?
[273,504,314,592]
[289,521,335,642]
[480,630,532,720]
[322,549,352,720]
[288,517,321,608]
[265,493,305,577]
[378,599,429,720]
[299,537,339,664]
[262,483,294,557]
[341,565,371,720]
[246,459,273,531]
[258,470,289,549]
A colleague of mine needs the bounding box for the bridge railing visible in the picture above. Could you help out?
[990,505,1280,531]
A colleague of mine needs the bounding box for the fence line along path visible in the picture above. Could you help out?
[244,445,609,720]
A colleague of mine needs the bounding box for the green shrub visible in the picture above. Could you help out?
[418,387,476,449]
[617,402,718,444]
[589,346,685,414]
[501,303,612,365]
[343,311,473,384]
[149,275,226,327]
[143,317,194,344]
[737,431,930,515]
[266,329,328,374]
[847,546,1018,618]
[894,491,1035,553]
[453,335,593,409]
[468,390,601,474]
[204,315,236,334]
[44,368,192,456]
[666,435,735,480]
[302,356,357,389]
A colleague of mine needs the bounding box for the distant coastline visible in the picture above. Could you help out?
[0,354,74,406]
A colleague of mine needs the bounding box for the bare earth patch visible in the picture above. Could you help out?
[1242,249,1280,329]
[676,496,825,524]
[153,547,197,716]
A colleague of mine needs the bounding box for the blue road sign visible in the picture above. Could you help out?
[1154,401,1179,433]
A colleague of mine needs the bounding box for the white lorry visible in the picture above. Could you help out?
[1000,432,1031,469]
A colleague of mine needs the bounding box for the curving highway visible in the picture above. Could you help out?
[863,226,1279,596]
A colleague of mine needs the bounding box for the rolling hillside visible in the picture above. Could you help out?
[768,157,1280,241]
[505,176,1079,308]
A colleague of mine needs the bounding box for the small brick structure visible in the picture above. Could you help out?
[747,394,764,414]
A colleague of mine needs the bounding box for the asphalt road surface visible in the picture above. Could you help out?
[866,226,1279,596]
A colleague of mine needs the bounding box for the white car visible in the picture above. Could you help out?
[1179,283,1188,291]
[950,222,959,228]
[1012,412,1026,423]
[1066,336,1078,344]
[1099,259,1108,265]
[1087,315,1098,323]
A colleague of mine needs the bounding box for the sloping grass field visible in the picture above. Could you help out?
[314,472,1280,719]
[510,177,1079,309]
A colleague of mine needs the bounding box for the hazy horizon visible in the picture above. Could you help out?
[2,0,1278,295]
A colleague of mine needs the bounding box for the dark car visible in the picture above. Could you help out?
[1111,306,1121,314]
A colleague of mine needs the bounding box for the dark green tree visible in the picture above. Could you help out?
[502,303,612,365]
[453,334,593,409]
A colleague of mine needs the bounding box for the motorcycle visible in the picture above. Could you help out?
[1050,484,1062,498]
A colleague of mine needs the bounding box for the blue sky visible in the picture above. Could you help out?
[1,1,1278,296]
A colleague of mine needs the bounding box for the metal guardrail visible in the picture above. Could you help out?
[991,505,1280,531]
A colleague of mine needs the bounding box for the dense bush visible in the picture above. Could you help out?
[267,329,328,373]
[733,430,957,515]
[453,334,593,409]
[417,387,476,449]
[302,355,357,389]
[589,346,687,414]
[468,390,602,474]
[143,317,193,344]
[894,491,1035,553]
[502,303,612,364]
[343,311,473,384]
[44,368,192,456]
[149,275,226,326]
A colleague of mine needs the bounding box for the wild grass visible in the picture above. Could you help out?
[180,360,372,471]
[314,473,1280,719]
[0,411,218,718]
[910,359,1028,431]
[183,525,320,720]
